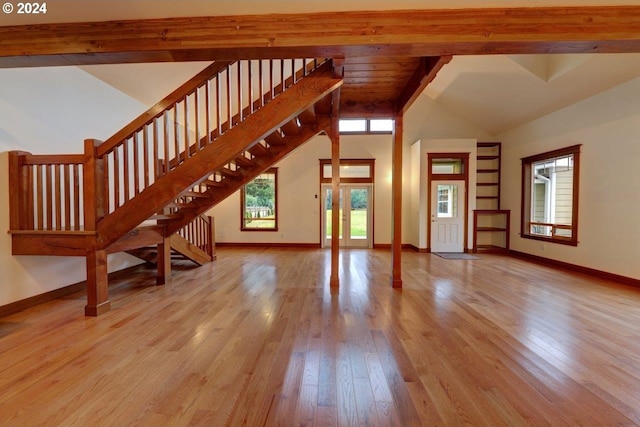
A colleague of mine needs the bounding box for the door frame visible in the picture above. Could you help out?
[320,183,374,248]
[427,152,469,253]
[430,180,466,252]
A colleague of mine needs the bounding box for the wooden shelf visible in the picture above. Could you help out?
[473,209,510,253]
[476,142,501,210]
[477,227,507,232]
[474,244,510,253]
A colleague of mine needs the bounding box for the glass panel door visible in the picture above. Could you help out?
[346,187,370,247]
[322,185,372,248]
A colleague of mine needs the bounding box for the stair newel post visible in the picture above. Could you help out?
[208,215,216,261]
[83,139,111,316]
[156,234,171,285]
[8,151,32,231]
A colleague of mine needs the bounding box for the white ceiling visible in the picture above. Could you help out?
[4,1,640,137]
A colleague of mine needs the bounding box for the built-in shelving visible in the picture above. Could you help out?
[474,142,510,253]
[473,209,510,253]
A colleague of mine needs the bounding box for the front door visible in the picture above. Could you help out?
[322,185,372,248]
[430,181,465,252]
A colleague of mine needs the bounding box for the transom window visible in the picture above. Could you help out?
[320,159,375,183]
[521,145,580,245]
[241,168,278,231]
[338,119,394,134]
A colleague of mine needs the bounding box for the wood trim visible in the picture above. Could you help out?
[216,242,321,249]
[0,264,145,319]
[374,243,420,252]
[396,56,452,114]
[3,7,640,67]
[319,158,375,184]
[240,167,278,232]
[520,144,581,246]
[509,250,640,288]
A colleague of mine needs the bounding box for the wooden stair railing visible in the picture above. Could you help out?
[127,215,215,266]
[93,58,325,227]
[8,58,343,316]
[94,59,342,249]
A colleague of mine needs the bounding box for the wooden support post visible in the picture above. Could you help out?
[391,115,403,288]
[8,151,31,231]
[330,117,340,288]
[157,235,172,285]
[83,139,111,315]
[208,216,217,261]
[85,248,110,316]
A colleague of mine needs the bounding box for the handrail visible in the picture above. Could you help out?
[96,61,233,158]
[92,58,323,218]
[8,151,85,232]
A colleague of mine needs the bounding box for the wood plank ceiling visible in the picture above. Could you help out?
[2,6,640,117]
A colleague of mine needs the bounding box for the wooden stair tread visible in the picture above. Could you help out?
[202,179,226,188]
[220,167,242,178]
[234,155,254,168]
[149,213,182,220]
[476,196,499,199]
[477,155,500,160]
[181,191,211,198]
[477,169,499,173]
[249,143,271,157]
[264,132,285,146]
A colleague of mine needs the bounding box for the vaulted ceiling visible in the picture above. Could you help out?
[2,1,640,137]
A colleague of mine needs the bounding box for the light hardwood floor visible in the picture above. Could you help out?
[2,248,640,426]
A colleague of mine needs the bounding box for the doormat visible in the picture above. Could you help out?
[433,253,480,260]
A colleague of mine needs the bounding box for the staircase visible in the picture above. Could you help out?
[127,215,216,266]
[8,58,343,316]
[473,142,510,252]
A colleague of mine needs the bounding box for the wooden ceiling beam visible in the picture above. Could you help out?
[396,56,453,115]
[2,6,640,68]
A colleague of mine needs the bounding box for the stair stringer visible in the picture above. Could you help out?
[96,63,343,250]
[126,233,212,266]
[164,115,331,236]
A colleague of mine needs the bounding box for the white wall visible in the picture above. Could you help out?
[210,93,493,247]
[0,66,148,306]
[210,132,395,245]
[499,76,640,280]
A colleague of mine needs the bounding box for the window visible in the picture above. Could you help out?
[319,159,375,183]
[431,158,465,175]
[241,168,277,231]
[338,119,394,134]
[437,184,458,218]
[521,145,580,245]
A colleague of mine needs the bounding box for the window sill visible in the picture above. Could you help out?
[521,234,578,247]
